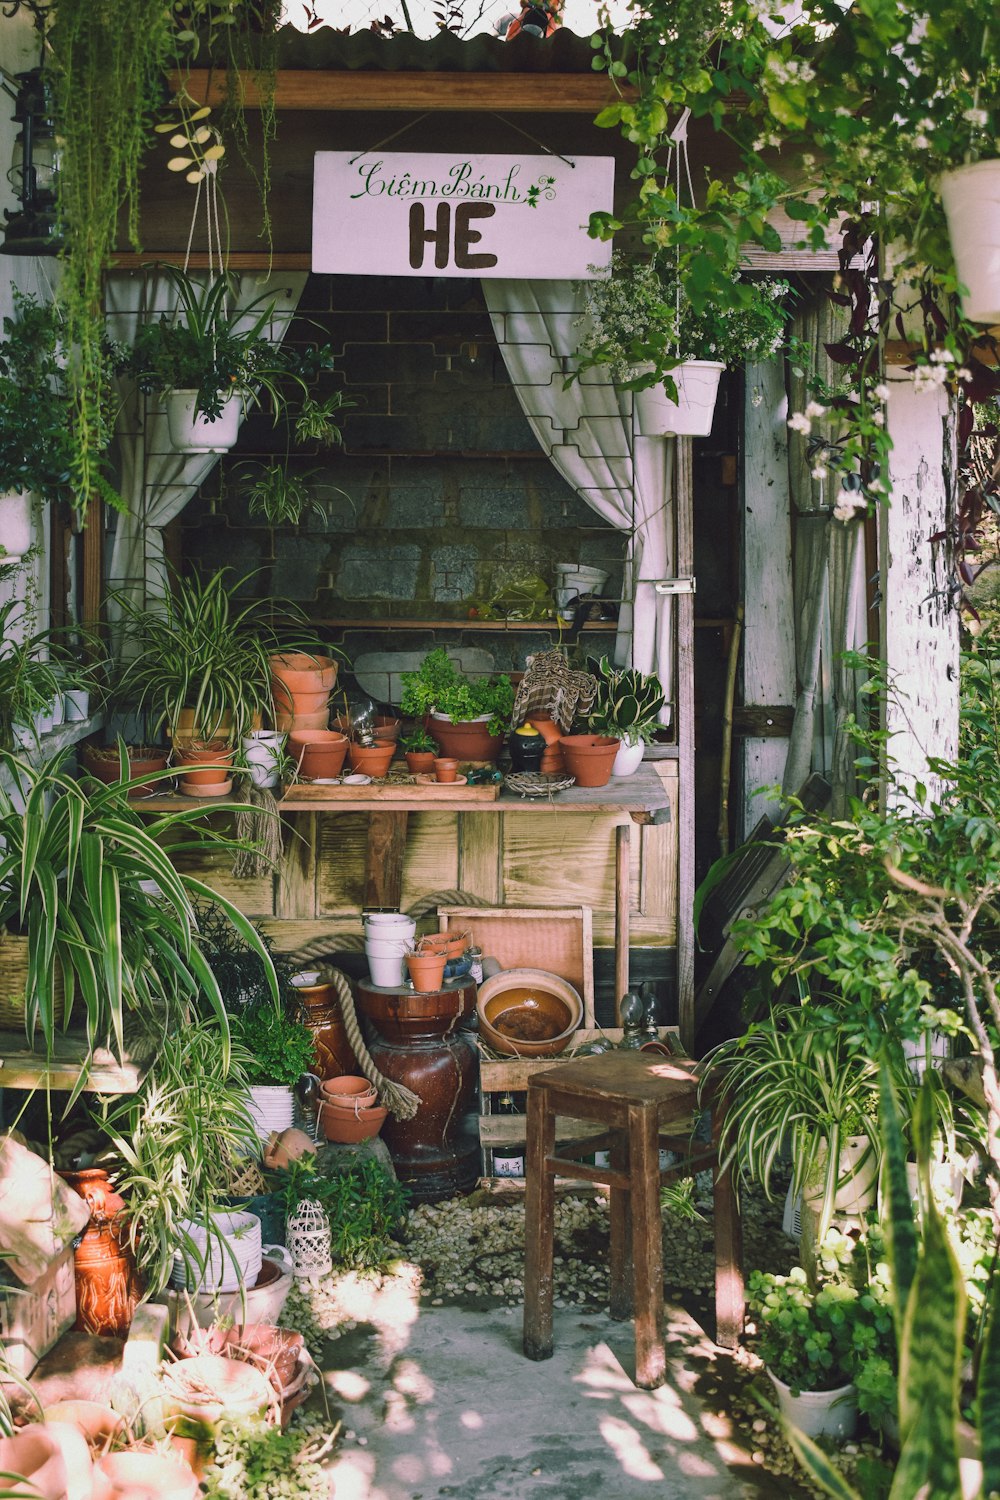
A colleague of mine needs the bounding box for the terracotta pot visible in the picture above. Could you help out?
[427,713,502,763]
[373,715,402,742]
[319,1099,387,1143]
[347,739,395,777]
[293,979,360,1077]
[433,758,459,784]
[170,707,234,747]
[0,1428,68,1500]
[288,730,348,780]
[80,744,171,799]
[172,742,234,788]
[269,653,339,715]
[558,733,621,788]
[274,706,329,733]
[98,1448,200,1500]
[407,950,448,993]
[419,932,468,960]
[262,1128,316,1171]
[320,1074,378,1108]
[276,685,331,717]
[405,750,437,774]
[58,1168,139,1340]
[527,716,566,774]
[43,1400,125,1451]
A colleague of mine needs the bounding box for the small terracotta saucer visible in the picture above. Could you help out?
[178,777,233,798]
[414,773,468,786]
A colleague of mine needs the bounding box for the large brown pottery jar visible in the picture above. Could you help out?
[295,980,360,1079]
[58,1167,140,1338]
[357,977,478,1202]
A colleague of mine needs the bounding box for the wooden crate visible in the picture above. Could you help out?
[478,1027,681,1176]
[437,905,595,1020]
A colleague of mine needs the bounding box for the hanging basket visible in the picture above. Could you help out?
[165,390,241,453]
[632,361,725,438]
[939,159,1000,324]
[0,491,32,563]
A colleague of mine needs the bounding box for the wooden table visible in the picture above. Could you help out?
[136,764,673,1017]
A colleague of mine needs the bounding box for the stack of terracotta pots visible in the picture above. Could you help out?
[527,716,566,774]
[269,653,340,734]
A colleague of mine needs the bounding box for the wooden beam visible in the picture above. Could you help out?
[169,69,627,114]
[364,810,409,910]
[675,437,696,1053]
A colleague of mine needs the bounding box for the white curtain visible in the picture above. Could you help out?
[484,280,674,718]
[104,269,307,618]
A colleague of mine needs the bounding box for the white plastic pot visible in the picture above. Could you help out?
[612,740,645,777]
[901,1031,949,1081]
[554,563,609,596]
[62,688,90,723]
[939,160,1000,324]
[171,1210,262,1295]
[246,1083,296,1143]
[0,490,32,563]
[767,1371,858,1440]
[366,951,407,986]
[804,1133,878,1217]
[632,360,725,437]
[165,390,241,453]
[242,731,285,790]
[364,913,416,941]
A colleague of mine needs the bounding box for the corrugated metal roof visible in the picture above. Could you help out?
[264,23,605,74]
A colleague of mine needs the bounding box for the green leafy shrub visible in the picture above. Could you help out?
[399,648,513,737]
[229,1005,316,1088]
[272,1155,406,1272]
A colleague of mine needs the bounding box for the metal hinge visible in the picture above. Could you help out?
[653,576,697,596]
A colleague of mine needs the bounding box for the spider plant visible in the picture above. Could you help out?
[0,749,278,1093]
[125,265,336,423]
[96,1021,262,1296]
[112,567,317,741]
[241,464,327,528]
[0,603,62,751]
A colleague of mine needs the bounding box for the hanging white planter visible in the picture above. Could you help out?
[939,159,1000,324]
[0,491,33,563]
[165,390,241,453]
[632,361,725,438]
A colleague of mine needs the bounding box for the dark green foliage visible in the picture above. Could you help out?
[228,1006,315,1088]
[272,1155,407,1273]
[585,654,665,744]
[399,648,514,737]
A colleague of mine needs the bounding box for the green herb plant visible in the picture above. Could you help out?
[399,647,514,738]
[0,292,79,507]
[272,1155,407,1273]
[401,727,437,754]
[228,1005,316,1088]
[202,1412,338,1500]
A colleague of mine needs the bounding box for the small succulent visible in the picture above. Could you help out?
[585,655,665,745]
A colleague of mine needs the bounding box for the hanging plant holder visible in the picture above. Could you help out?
[632,361,725,438]
[165,390,241,453]
[939,159,1000,324]
[0,491,32,563]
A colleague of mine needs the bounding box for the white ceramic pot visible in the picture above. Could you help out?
[633,360,725,437]
[767,1370,858,1440]
[904,1158,965,1210]
[804,1133,878,1217]
[34,701,55,737]
[939,159,1000,324]
[364,914,416,942]
[171,1210,262,1294]
[366,948,407,987]
[0,490,32,563]
[901,1030,949,1081]
[165,390,241,453]
[554,563,610,596]
[62,688,90,723]
[612,740,645,777]
[246,1083,296,1143]
[242,731,285,790]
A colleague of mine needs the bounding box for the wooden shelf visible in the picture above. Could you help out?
[314,618,618,633]
[0,1030,142,1094]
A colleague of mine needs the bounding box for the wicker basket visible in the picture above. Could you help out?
[0,931,67,1031]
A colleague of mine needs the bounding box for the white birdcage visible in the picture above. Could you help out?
[286,1199,333,1282]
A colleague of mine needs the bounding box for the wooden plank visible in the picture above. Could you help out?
[480,1115,613,1146]
[276,811,316,920]
[364,811,408,911]
[479,1028,679,1091]
[439,906,594,1016]
[740,357,796,835]
[169,68,629,114]
[316,812,367,913]
[675,437,696,1052]
[281,780,500,805]
[457,815,503,905]
[400,812,459,910]
[0,1032,141,1094]
[614,823,630,1022]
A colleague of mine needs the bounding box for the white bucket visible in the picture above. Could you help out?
[242,731,285,790]
[367,949,407,987]
[633,360,725,437]
[939,160,1000,324]
[767,1371,858,1441]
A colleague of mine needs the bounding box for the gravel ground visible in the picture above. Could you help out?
[282,1182,889,1497]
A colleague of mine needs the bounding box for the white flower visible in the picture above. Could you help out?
[964,108,989,129]
[811,465,829,480]
[930,348,955,364]
[874,383,890,401]
[833,501,855,522]
[871,410,885,426]
[750,387,764,408]
[787,412,812,434]
[804,400,827,419]
[957,367,973,383]
[914,135,931,151]
[833,492,866,522]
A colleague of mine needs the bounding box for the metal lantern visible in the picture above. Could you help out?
[2,68,61,256]
[286,1199,332,1284]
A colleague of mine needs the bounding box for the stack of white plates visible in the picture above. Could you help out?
[170,1210,262,1294]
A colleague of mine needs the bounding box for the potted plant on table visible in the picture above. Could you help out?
[585,654,666,776]
[124,266,337,454]
[576,253,789,437]
[399,647,514,763]
[229,1003,317,1144]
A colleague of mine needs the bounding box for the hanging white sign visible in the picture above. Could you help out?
[312,151,614,279]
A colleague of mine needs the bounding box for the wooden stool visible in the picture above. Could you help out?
[522,1050,743,1390]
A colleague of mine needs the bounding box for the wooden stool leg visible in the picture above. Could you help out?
[609,1127,633,1321]
[631,1103,666,1390]
[712,1105,744,1350]
[523,1088,557,1362]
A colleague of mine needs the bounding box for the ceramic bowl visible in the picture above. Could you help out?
[477,969,584,1057]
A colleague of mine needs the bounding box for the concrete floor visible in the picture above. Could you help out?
[320,1276,784,1500]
